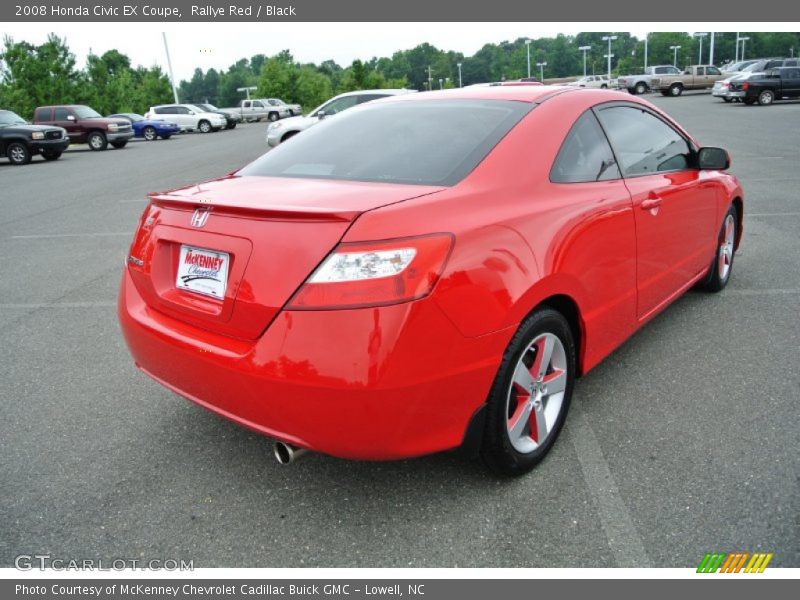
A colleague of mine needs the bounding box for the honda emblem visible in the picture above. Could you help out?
[191,208,211,228]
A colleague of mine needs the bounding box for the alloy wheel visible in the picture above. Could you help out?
[505,333,568,454]
[718,214,735,281]
[9,145,26,163]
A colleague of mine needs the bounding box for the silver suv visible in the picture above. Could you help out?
[266,89,415,147]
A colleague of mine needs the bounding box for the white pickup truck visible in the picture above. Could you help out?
[221,99,296,122]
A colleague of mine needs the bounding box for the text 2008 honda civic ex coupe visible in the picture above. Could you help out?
[119,86,743,475]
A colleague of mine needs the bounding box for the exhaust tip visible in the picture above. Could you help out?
[273,441,307,465]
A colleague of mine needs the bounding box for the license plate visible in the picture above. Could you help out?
[176,245,230,299]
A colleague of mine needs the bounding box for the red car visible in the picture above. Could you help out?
[119,86,743,475]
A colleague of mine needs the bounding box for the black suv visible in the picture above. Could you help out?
[0,109,69,165]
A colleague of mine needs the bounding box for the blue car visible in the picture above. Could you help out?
[107,113,180,141]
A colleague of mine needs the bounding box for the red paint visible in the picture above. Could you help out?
[119,87,743,460]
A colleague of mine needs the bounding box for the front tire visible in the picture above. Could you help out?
[481,308,576,476]
[7,142,31,165]
[198,120,212,133]
[41,149,62,161]
[758,90,775,105]
[143,126,157,141]
[87,131,108,151]
[669,83,683,97]
[698,205,738,293]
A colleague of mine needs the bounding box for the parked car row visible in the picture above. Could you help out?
[1,97,303,165]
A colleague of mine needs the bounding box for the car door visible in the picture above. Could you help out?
[595,104,719,320]
[53,107,83,142]
[782,68,800,97]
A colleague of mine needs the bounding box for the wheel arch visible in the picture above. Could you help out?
[531,293,586,377]
[731,196,744,250]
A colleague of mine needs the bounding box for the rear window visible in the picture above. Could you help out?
[238,99,531,186]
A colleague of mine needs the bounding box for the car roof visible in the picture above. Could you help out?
[377,85,582,104]
[334,89,415,98]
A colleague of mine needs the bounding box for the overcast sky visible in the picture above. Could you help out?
[6,22,792,82]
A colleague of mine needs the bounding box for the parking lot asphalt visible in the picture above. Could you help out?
[1,95,798,568]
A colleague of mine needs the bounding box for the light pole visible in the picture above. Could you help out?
[426,66,433,91]
[602,35,617,80]
[694,33,708,64]
[457,62,462,88]
[161,32,179,103]
[670,45,682,67]
[236,86,257,100]
[438,78,443,90]
[739,36,750,61]
[525,39,532,79]
[578,45,591,77]
[735,32,740,61]
[644,33,648,69]
[536,61,547,82]
[709,32,715,65]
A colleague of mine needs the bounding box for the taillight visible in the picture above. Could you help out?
[742,82,750,91]
[288,233,454,310]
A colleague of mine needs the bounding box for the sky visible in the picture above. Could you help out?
[5,22,795,83]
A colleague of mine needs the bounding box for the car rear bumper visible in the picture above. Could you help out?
[118,269,510,460]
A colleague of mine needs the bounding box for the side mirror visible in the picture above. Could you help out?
[316,110,327,119]
[188,110,195,115]
[697,147,730,170]
[67,115,76,121]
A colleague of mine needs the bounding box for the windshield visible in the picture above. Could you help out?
[0,110,27,126]
[238,99,531,186]
[196,104,217,112]
[119,113,143,122]
[74,106,102,118]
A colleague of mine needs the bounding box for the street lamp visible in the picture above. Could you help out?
[578,45,591,77]
[525,39,532,79]
[602,35,618,80]
[739,36,750,60]
[438,78,443,90]
[735,32,740,61]
[670,45,682,67]
[457,62,462,88]
[694,33,708,64]
[536,61,547,82]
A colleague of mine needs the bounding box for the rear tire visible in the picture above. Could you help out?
[669,83,683,96]
[634,82,648,95]
[480,308,576,476]
[722,97,733,103]
[698,204,738,293]
[7,142,31,165]
[87,131,108,151]
[268,112,279,122]
[758,90,775,105]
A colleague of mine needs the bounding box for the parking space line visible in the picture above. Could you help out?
[569,408,651,567]
[9,232,132,239]
[747,212,800,217]
[724,288,800,296]
[0,302,116,309]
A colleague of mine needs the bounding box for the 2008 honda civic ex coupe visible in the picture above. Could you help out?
[119,86,743,475]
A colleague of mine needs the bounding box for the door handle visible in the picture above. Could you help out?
[641,196,662,210]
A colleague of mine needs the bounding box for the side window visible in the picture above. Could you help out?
[253,101,264,108]
[356,94,388,104]
[177,107,191,115]
[596,106,692,177]
[707,66,721,75]
[696,67,706,76]
[54,107,71,120]
[34,107,51,121]
[550,110,621,183]
[318,95,358,115]
[668,66,681,74]
[242,101,251,108]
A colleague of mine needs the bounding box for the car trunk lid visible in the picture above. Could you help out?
[126,175,445,340]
